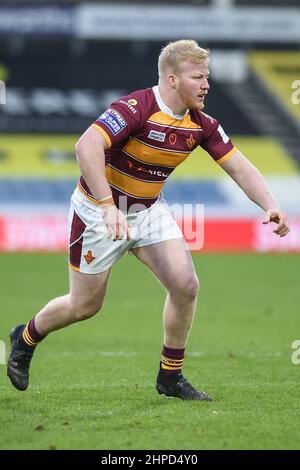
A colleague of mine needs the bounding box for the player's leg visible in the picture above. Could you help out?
[35,267,111,334]
[7,184,130,391]
[131,238,211,401]
[7,267,111,391]
[132,238,198,349]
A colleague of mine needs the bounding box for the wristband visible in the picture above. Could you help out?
[96,196,114,206]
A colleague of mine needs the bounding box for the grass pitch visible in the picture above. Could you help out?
[0,252,299,450]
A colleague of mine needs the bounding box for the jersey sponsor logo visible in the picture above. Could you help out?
[149,169,168,178]
[118,99,138,114]
[186,133,197,150]
[98,108,127,135]
[84,250,95,264]
[169,133,177,145]
[127,160,168,178]
[217,124,229,144]
[127,160,148,173]
[148,130,166,142]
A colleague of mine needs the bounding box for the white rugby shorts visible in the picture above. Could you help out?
[68,187,183,274]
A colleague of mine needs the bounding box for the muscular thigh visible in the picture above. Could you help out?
[69,266,111,308]
[131,239,197,291]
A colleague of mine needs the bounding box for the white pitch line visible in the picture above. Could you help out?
[46,351,137,358]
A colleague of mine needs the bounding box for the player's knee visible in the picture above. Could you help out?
[185,276,199,299]
[71,298,103,321]
[78,305,101,320]
[170,275,199,300]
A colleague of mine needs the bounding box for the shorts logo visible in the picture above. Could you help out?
[98,108,127,135]
[148,130,166,142]
[84,250,95,264]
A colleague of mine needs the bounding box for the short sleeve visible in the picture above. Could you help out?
[201,114,237,164]
[92,97,141,148]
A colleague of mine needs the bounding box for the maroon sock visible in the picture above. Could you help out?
[160,345,185,375]
[20,318,46,348]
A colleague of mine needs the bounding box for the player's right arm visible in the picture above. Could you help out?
[75,127,130,241]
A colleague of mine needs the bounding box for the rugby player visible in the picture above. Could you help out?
[7,40,289,400]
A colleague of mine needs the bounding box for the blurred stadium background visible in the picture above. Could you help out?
[1,0,300,452]
[0,0,300,253]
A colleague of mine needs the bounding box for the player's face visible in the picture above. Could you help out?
[176,60,210,111]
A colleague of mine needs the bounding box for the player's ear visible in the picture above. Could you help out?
[168,73,177,89]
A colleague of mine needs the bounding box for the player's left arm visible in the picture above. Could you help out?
[220,150,290,237]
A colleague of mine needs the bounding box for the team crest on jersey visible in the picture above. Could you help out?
[186,133,196,150]
[128,99,138,106]
[98,108,127,135]
[148,130,166,142]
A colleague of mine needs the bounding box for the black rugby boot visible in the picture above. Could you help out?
[7,325,35,391]
[156,369,212,401]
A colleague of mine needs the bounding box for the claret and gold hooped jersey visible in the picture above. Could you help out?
[79,86,237,211]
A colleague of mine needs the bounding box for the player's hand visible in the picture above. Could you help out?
[262,209,289,237]
[101,204,131,241]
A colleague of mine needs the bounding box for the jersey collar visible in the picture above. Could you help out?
[153,85,189,120]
